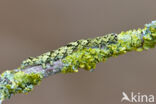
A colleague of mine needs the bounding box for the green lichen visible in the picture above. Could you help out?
[19,20,156,73]
[61,21,156,73]
[0,70,43,103]
[20,33,117,69]
[143,21,156,49]
[61,29,143,73]
[61,48,106,73]
[1,20,156,103]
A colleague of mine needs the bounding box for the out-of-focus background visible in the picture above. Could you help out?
[0,0,156,104]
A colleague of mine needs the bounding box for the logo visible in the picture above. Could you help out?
[121,92,155,103]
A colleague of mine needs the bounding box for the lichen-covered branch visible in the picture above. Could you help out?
[0,20,156,104]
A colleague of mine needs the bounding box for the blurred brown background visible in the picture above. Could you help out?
[0,0,156,104]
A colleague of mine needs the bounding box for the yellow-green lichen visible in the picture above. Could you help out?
[143,21,156,49]
[20,33,117,69]
[1,20,156,104]
[62,48,106,73]
[20,20,156,73]
[0,70,43,103]
[61,21,156,73]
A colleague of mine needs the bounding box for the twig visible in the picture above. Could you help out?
[0,20,156,104]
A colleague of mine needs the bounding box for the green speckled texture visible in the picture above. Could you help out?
[61,29,144,73]
[20,33,117,69]
[21,20,156,73]
[0,70,43,103]
[0,20,156,103]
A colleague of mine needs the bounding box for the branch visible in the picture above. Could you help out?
[0,20,156,104]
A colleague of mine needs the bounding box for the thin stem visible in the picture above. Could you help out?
[0,20,156,104]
